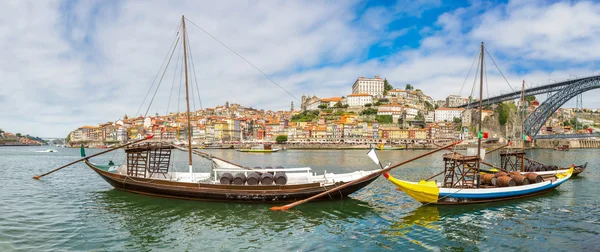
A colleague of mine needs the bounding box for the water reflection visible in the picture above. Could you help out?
[90,189,380,250]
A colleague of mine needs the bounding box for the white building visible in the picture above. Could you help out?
[446,95,468,108]
[434,108,465,122]
[424,111,435,123]
[377,104,403,115]
[352,75,384,97]
[346,94,373,107]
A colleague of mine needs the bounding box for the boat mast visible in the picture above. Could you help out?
[521,80,526,171]
[182,15,194,175]
[476,42,484,187]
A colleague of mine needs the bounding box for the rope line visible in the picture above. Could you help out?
[485,47,515,93]
[145,37,181,117]
[135,22,182,117]
[185,18,300,102]
[459,52,480,97]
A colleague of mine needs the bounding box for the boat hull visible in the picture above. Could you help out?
[385,167,573,205]
[85,161,378,203]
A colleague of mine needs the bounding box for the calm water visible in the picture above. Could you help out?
[0,146,599,251]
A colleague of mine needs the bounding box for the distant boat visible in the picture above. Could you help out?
[37,149,58,153]
[554,145,569,151]
[375,143,406,150]
[237,144,280,153]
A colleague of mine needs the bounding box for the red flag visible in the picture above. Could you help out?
[483,132,489,139]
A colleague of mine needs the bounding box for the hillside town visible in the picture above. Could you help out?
[0,129,47,146]
[66,76,599,147]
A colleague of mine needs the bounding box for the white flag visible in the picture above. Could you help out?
[367,148,380,166]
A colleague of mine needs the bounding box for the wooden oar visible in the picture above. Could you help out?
[486,143,508,154]
[270,141,461,211]
[33,135,154,180]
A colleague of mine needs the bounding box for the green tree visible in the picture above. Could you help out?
[16,133,22,137]
[495,103,510,126]
[364,103,372,107]
[276,135,288,144]
[434,104,439,109]
[333,101,343,108]
[360,108,378,115]
[374,101,382,106]
[375,115,393,124]
[525,95,536,103]
[383,79,393,95]
[318,104,328,109]
[424,101,434,111]
[405,84,414,91]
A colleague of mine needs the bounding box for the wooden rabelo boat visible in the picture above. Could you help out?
[383,43,575,205]
[78,16,379,203]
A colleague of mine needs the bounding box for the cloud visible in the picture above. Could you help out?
[1,0,600,137]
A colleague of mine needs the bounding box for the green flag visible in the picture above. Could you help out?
[478,131,483,139]
[80,144,86,157]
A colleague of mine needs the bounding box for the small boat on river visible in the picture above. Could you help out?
[384,43,575,205]
[237,144,280,153]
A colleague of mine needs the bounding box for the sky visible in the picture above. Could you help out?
[1,0,600,137]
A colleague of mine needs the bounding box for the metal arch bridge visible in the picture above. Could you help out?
[457,75,600,138]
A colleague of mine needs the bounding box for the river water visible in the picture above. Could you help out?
[0,146,598,251]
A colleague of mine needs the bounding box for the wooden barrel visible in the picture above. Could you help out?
[233,173,246,185]
[481,173,497,186]
[509,171,522,177]
[220,172,233,185]
[274,171,287,185]
[247,172,260,185]
[264,166,274,175]
[261,172,274,185]
[511,174,529,185]
[494,172,508,178]
[551,165,558,171]
[496,176,516,187]
[525,173,542,183]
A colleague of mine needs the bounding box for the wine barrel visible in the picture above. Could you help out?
[233,173,247,185]
[509,171,522,177]
[525,173,542,183]
[481,173,497,186]
[261,172,274,185]
[496,176,516,187]
[247,172,260,185]
[274,171,288,185]
[494,172,508,178]
[220,172,233,185]
[265,166,275,175]
[511,174,529,185]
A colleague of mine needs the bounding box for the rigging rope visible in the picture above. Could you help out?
[184,18,300,102]
[135,22,182,117]
[484,47,515,93]
[459,52,480,97]
[166,37,183,116]
[144,37,181,117]
[186,32,203,110]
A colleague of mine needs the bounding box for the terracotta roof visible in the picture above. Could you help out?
[347,93,372,97]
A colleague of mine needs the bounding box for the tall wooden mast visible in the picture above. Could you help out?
[521,80,526,171]
[182,15,194,175]
[476,42,484,187]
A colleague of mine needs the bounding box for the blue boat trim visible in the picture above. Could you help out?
[438,179,568,199]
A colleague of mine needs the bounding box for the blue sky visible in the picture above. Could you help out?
[1,0,600,137]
